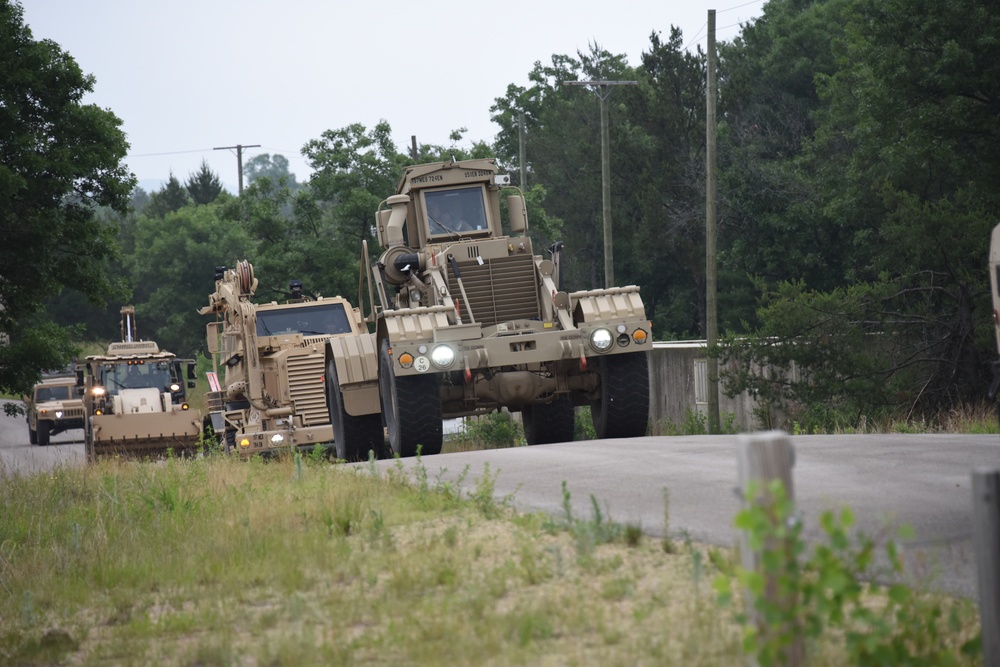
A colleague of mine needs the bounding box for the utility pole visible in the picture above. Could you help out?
[518,112,527,189]
[214,143,260,196]
[563,79,637,288]
[706,10,721,434]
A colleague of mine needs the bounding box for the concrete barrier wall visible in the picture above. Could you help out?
[648,341,762,434]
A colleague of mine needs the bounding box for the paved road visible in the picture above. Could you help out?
[0,399,86,474]
[377,432,1000,598]
[3,398,998,597]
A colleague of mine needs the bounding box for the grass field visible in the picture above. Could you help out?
[0,450,980,666]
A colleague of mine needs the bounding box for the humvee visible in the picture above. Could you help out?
[25,373,84,445]
[325,158,651,460]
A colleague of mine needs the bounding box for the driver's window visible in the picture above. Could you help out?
[424,187,488,237]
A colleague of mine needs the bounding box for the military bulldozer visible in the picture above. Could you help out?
[325,158,651,460]
[199,260,380,457]
[79,307,202,461]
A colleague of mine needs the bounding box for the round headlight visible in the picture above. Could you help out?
[170,383,181,392]
[270,433,285,445]
[590,328,613,352]
[55,410,63,419]
[430,344,455,369]
[91,386,106,397]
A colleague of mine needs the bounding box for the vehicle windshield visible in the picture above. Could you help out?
[256,302,352,337]
[424,186,488,236]
[100,361,173,394]
[35,385,71,402]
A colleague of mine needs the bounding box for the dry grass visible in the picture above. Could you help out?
[0,452,979,666]
[0,454,744,665]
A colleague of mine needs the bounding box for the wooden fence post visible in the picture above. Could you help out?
[972,468,1000,667]
[736,430,803,667]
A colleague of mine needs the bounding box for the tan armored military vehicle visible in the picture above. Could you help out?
[200,261,380,457]
[79,307,202,461]
[25,372,84,446]
[326,158,650,460]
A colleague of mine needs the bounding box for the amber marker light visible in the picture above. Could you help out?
[398,352,414,369]
[632,328,648,344]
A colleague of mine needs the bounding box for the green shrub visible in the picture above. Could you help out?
[714,480,980,665]
[462,410,523,448]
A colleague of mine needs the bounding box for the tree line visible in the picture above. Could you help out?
[3,0,998,429]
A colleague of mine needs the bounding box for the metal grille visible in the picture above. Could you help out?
[286,353,329,426]
[446,254,539,326]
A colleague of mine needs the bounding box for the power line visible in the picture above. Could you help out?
[127,148,216,158]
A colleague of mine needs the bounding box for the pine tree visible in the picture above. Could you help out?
[186,160,224,205]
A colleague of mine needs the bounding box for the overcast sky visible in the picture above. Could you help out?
[21,0,765,193]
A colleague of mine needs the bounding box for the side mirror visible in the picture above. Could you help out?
[507,195,528,235]
[206,322,222,355]
[188,380,196,389]
[187,361,197,379]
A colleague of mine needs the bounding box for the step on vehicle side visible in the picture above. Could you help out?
[328,158,651,458]
[199,261,383,458]
[24,372,85,446]
[79,306,202,461]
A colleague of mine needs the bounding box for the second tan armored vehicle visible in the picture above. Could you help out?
[326,158,651,460]
[200,261,382,458]
[25,373,84,445]
[79,307,202,461]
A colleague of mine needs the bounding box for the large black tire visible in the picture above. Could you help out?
[28,423,37,445]
[37,420,51,446]
[591,352,650,439]
[326,358,387,462]
[379,339,442,457]
[523,396,575,445]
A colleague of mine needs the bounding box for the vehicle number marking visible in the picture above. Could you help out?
[414,356,430,373]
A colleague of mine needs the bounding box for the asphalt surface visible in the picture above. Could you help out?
[3,398,999,597]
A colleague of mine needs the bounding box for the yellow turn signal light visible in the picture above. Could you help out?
[181,403,190,411]
[632,328,648,344]
[398,352,414,369]
[240,438,250,448]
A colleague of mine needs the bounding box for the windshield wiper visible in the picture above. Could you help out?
[428,214,461,238]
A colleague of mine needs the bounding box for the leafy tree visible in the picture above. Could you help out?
[491,44,638,293]
[186,159,225,204]
[0,0,134,401]
[717,0,1000,421]
[716,0,849,296]
[624,28,713,337]
[219,175,357,305]
[802,0,1000,407]
[146,173,191,218]
[244,153,300,189]
[129,203,251,356]
[302,120,408,251]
